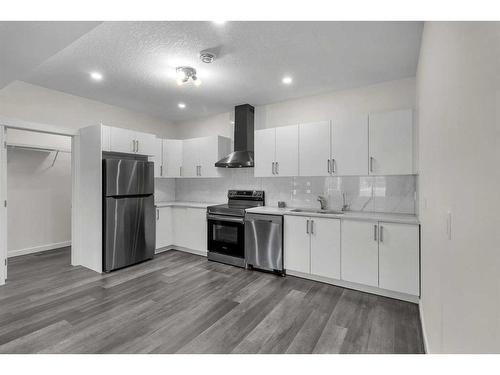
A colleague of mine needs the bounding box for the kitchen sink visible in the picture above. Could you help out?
[290,208,345,215]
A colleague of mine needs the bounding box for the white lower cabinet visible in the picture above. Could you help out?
[284,216,341,279]
[341,220,379,287]
[378,222,419,295]
[156,206,173,249]
[170,207,207,253]
[310,217,341,280]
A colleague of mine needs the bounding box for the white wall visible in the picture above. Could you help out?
[0,81,177,137]
[417,22,500,353]
[7,131,72,257]
[174,78,416,138]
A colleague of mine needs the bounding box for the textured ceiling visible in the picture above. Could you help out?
[0,21,101,89]
[22,21,423,122]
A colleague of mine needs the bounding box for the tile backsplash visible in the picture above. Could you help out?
[156,169,417,214]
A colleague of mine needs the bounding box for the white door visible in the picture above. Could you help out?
[135,131,157,156]
[299,121,331,176]
[378,222,419,295]
[181,139,199,177]
[0,126,7,285]
[152,138,163,178]
[163,139,183,177]
[332,114,369,175]
[341,220,379,287]
[110,127,135,153]
[197,136,218,178]
[369,109,414,175]
[156,206,173,249]
[284,215,310,273]
[254,128,276,177]
[310,217,341,279]
[275,125,299,176]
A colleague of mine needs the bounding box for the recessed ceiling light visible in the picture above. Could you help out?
[282,76,293,85]
[178,103,186,109]
[90,71,103,81]
[213,21,226,25]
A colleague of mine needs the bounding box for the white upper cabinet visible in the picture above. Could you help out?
[181,136,231,178]
[254,125,298,177]
[310,217,341,280]
[369,109,414,175]
[341,220,379,287]
[152,138,163,178]
[162,139,183,178]
[105,126,157,156]
[275,125,299,176]
[299,121,331,176]
[254,128,276,177]
[378,222,419,296]
[332,114,369,176]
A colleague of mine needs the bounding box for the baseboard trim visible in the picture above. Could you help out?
[287,270,419,304]
[419,300,429,353]
[155,245,207,258]
[8,241,71,258]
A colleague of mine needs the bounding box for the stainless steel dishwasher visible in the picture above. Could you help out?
[244,213,284,275]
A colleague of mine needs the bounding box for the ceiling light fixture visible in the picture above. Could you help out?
[178,102,186,109]
[282,76,293,85]
[175,66,201,86]
[90,71,103,81]
[213,21,226,25]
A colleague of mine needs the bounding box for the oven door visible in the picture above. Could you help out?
[207,214,245,259]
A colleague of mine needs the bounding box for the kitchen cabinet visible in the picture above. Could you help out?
[298,121,331,176]
[105,126,157,156]
[155,206,173,249]
[172,207,207,252]
[331,114,368,175]
[181,136,231,178]
[341,220,379,287]
[284,216,310,273]
[162,139,183,177]
[310,217,341,280]
[152,138,163,178]
[284,215,341,279]
[254,125,298,177]
[369,109,414,175]
[378,222,419,295]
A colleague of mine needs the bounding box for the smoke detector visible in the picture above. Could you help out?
[199,51,216,64]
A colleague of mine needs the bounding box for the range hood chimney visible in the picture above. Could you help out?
[215,104,255,168]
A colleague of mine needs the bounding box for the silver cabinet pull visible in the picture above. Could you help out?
[276,162,279,175]
[179,166,182,176]
[327,159,331,174]
[311,220,314,234]
[156,209,159,221]
[136,140,139,153]
[306,219,310,234]
[132,140,135,153]
[271,162,275,175]
[369,156,374,173]
[160,165,163,177]
[374,224,378,241]
[198,165,201,176]
[331,158,335,174]
[379,225,384,243]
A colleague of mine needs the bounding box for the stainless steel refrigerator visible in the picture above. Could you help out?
[102,158,155,272]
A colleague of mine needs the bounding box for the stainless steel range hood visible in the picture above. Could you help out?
[215,104,255,168]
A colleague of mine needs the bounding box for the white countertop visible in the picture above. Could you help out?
[245,206,419,225]
[154,201,221,209]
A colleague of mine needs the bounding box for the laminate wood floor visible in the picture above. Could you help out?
[0,247,424,354]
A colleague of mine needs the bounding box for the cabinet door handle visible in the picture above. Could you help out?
[311,220,314,234]
[379,225,383,243]
[374,224,378,241]
[136,140,139,153]
[179,166,182,176]
[306,219,310,234]
[331,158,335,174]
[160,165,163,177]
[272,162,275,175]
[327,159,331,174]
[276,162,279,175]
[156,209,159,221]
[369,156,374,173]
[132,140,135,153]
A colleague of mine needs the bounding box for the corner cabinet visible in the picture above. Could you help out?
[254,125,299,177]
[368,109,414,175]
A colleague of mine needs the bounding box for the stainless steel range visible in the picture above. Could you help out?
[207,190,265,267]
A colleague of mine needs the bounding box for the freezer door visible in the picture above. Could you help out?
[104,159,154,197]
[104,195,155,271]
[245,213,283,272]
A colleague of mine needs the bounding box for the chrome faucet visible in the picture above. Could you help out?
[342,192,350,212]
[317,195,328,210]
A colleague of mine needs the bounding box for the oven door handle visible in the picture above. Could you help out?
[207,214,245,224]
